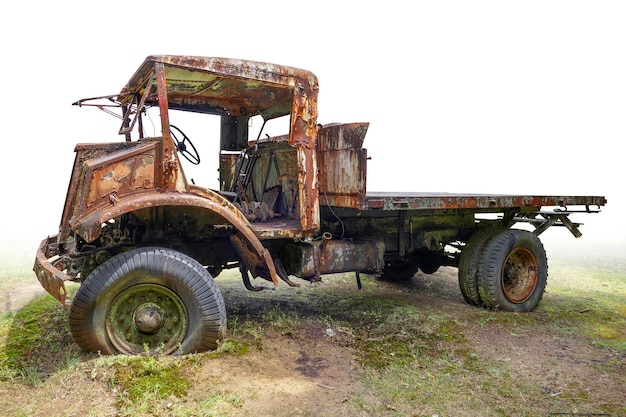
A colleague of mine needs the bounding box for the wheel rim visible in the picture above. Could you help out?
[501,247,539,304]
[106,284,188,354]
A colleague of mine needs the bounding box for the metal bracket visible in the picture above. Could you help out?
[513,212,582,238]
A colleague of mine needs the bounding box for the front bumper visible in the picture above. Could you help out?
[33,236,71,306]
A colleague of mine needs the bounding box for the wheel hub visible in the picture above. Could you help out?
[106,284,188,354]
[134,305,164,334]
[502,247,538,304]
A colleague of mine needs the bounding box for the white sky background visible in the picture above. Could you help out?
[1,1,624,258]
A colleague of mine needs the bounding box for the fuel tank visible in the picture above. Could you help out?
[283,237,384,279]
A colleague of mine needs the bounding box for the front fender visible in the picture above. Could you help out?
[70,189,279,285]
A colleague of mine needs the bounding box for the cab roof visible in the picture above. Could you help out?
[117,55,319,120]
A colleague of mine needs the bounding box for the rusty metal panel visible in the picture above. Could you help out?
[34,238,70,306]
[86,152,155,206]
[120,56,315,117]
[63,141,192,244]
[319,148,367,208]
[78,142,159,210]
[318,123,369,209]
[291,79,320,233]
[219,151,239,192]
[284,238,384,279]
[247,145,299,211]
[364,193,607,211]
[59,141,158,243]
[318,122,369,151]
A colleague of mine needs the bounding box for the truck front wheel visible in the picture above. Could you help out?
[477,229,547,312]
[69,247,226,355]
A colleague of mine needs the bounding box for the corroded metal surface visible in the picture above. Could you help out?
[85,145,156,206]
[34,238,70,306]
[284,238,384,279]
[364,192,607,211]
[63,141,186,242]
[317,122,369,151]
[120,55,321,233]
[120,56,317,118]
[318,123,369,209]
[59,141,151,243]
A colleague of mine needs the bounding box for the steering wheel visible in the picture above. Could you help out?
[170,125,201,165]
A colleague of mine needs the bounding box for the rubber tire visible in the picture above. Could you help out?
[458,227,504,306]
[477,229,548,312]
[69,247,226,355]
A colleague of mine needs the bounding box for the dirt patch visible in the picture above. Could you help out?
[0,282,46,315]
[183,331,365,416]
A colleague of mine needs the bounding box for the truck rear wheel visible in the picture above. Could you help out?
[458,227,504,306]
[477,229,547,312]
[69,247,226,355]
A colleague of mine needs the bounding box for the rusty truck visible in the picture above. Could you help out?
[34,55,607,355]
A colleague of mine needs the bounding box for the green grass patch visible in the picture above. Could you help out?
[466,259,626,350]
[540,261,626,350]
[165,391,243,417]
[350,306,465,369]
[0,293,81,384]
[89,347,248,417]
[205,338,250,358]
[99,355,191,403]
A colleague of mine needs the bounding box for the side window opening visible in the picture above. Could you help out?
[248,114,291,144]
